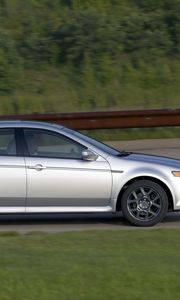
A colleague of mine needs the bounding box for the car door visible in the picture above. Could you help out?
[23,128,112,212]
[0,128,26,212]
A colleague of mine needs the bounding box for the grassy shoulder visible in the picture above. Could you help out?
[0,59,180,116]
[84,127,180,141]
[0,230,180,300]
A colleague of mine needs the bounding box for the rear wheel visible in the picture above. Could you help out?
[121,180,168,226]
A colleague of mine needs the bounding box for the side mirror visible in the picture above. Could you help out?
[82,149,98,161]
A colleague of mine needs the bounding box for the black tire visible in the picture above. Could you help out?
[121,180,168,227]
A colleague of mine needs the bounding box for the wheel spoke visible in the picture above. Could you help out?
[136,210,140,218]
[132,191,138,200]
[128,198,137,204]
[140,187,146,196]
[152,202,161,209]
[147,189,153,196]
[145,211,150,220]
[149,209,157,216]
[152,195,160,203]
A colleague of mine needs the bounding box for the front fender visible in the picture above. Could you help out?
[110,167,176,211]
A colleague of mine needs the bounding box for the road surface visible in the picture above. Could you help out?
[106,138,180,159]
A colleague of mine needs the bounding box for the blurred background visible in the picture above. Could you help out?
[0,0,179,116]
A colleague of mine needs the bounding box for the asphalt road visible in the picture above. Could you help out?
[0,138,180,233]
[1,212,180,234]
[106,138,180,159]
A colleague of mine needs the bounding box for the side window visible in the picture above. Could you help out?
[24,129,86,159]
[0,129,16,156]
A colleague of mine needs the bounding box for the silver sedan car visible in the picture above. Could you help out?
[0,120,180,226]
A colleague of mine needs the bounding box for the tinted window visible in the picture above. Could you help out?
[24,129,86,159]
[0,129,16,156]
[64,128,121,155]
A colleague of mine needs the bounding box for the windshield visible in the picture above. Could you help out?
[64,128,121,156]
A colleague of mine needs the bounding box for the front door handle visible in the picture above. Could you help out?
[27,164,46,171]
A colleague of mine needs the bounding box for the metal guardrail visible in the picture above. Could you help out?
[0,109,180,130]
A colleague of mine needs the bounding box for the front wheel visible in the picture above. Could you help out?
[121,180,168,226]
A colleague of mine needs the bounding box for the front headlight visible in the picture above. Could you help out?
[172,171,180,177]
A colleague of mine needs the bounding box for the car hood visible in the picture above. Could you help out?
[124,152,180,169]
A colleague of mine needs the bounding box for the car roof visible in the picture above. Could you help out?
[0,120,64,130]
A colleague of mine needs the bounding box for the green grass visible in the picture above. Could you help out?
[84,127,180,141]
[0,65,179,140]
[0,61,180,116]
[0,230,180,300]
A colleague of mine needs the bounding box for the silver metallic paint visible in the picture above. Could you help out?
[0,121,179,214]
[0,156,26,207]
[25,156,112,207]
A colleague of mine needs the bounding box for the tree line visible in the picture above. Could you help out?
[0,0,179,112]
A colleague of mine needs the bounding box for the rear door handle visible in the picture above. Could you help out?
[27,164,46,171]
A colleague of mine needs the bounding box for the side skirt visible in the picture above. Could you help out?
[0,206,113,213]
